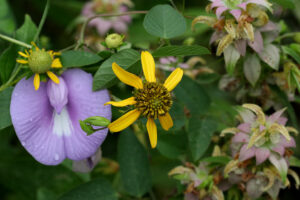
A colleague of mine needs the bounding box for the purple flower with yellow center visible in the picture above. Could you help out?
[81,0,133,36]
[210,0,272,20]
[222,104,298,181]
[17,42,63,91]
[105,51,183,148]
[10,69,111,165]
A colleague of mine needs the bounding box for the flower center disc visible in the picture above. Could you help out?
[134,82,172,119]
[28,51,52,73]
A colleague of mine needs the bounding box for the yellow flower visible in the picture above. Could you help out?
[16,42,63,90]
[105,51,183,148]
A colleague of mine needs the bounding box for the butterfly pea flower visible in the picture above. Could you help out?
[81,0,133,36]
[222,104,298,182]
[17,42,62,91]
[105,51,183,148]
[209,0,272,20]
[10,69,111,165]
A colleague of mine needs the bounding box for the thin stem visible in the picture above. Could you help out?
[75,10,148,50]
[0,65,22,92]
[59,44,76,52]
[0,34,31,48]
[276,32,298,42]
[169,0,178,10]
[33,0,50,42]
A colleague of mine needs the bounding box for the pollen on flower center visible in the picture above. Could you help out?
[28,51,53,73]
[134,82,172,119]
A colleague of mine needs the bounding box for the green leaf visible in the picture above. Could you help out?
[61,50,103,68]
[59,178,118,200]
[0,87,13,130]
[118,129,152,197]
[289,156,300,167]
[258,44,280,70]
[272,0,294,9]
[143,4,186,39]
[282,46,300,64]
[188,118,217,162]
[243,54,261,86]
[201,156,231,164]
[152,45,210,57]
[93,49,140,90]
[173,76,210,116]
[0,0,16,35]
[15,15,37,44]
[0,46,17,83]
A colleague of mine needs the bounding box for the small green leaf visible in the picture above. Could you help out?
[173,76,210,116]
[152,45,210,57]
[282,46,300,64]
[93,49,140,90]
[118,129,152,197]
[59,178,118,200]
[143,4,186,39]
[188,118,218,162]
[61,50,103,68]
[0,87,13,130]
[15,15,37,44]
[289,156,300,168]
[243,54,261,86]
[259,44,280,70]
[0,46,17,83]
[79,120,95,135]
[0,0,16,35]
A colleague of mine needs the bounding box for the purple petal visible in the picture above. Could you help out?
[259,22,279,32]
[81,2,94,17]
[230,9,242,20]
[239,144,256,161]
[235,40,247,56]
[272,146,285,156]
[255,148,270,165]
[277,117,287,125]
[10,77,66,165]
[159,58,171,64]
[90,18,112,36]
[62,69,111,161]
[47,77,68,114]
[237,123,251,133]
[72,148,102,173]
[211,0,224,8]
[216,7,228,19]
[168,56,177,63]
[248,31,263,53]
[179,63,190,69]
[267,108,286,124]
[112,20,128,33]
[210,31,224,45]
[232,132,250,143]
[279,136,296,148]
[259,125,265,132]
[119,6,131,23]
[238,2,248,10]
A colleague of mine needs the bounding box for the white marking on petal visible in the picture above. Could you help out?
[52,107,73,137]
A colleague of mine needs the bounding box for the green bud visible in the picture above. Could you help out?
[105,33,124,49]
[79,120,96,135]
[183,37,195,46]
[84,116,110,127]
[28,50,52,73]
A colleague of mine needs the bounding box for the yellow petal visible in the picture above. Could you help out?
[33,73,40,91]
[216,34,233,56]
[16,59,28,64]
[248,129,266,149]
[108,109,141,132]
[163,68,183,91]
[220,127,240,137]
[269,123,291,141]
[47,71,60,84]
[158,113,173,131]
[31,41,40,51]
[18,51,29,58]
[105,97,136,107]
[242,104,266,124]
[141,51,156,82]
[51,58,63,68]
[112,62,143,89]
[146,118,157,148]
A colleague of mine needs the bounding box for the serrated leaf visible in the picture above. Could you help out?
[152,45,210,57]
[118,129,151,197]
[61,50,103,68]
[0,87,13,130]
[93,49,140,90]
[188,118,218,162]
[59,178,118,200]
[224,45,240,74]
[143,4,186,39]
[243,54,261,86]
[258,44,280,70]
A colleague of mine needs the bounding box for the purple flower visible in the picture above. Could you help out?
[210,0,272,20]
[10,69,111,165]
[81,0,132,36]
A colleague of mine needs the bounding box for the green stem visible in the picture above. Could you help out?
[33,0,50,42]
[75,10,148,50]
[0,65,22,92]
[0,34,31,48]
[276,32,298,42]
